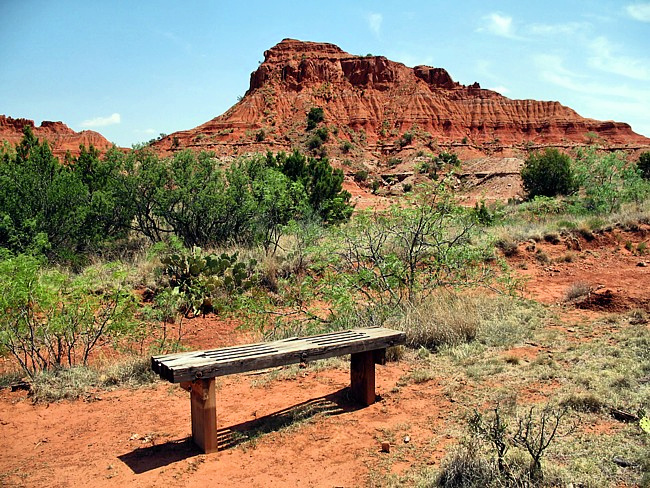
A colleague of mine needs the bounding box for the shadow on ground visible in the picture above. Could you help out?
[118,387,362,473]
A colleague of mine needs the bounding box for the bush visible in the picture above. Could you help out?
[306,107,324,131]
[573,148,649,213]
[0,254,139,378]
[436,151,461,167]
[397,131,414,147]
[639,151,650,180]
[521,148,576,199]
[340,140,353,153]
[0,128,132,259]
[400,293,480,349]
[353,169,368,183]
[158,247,257,316]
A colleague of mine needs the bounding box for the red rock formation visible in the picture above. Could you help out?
[0,115,115,159]
[154,39,649,156]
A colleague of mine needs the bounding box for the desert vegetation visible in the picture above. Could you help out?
[1,128,650,486]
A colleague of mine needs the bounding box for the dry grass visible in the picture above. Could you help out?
[29,357,157,403]
[564,281,592,301]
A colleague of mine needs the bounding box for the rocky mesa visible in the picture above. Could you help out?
[0,115,115,159]
[154,38,649,157]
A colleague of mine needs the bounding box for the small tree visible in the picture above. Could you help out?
[574,148,648,213]
[520,148,576,199]
[638,151,650,180]
[306,107,325,130]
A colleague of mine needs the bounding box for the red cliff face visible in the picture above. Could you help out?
[0,115,114,159]
[154,39,649,156]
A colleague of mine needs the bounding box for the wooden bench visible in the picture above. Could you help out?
[151,327,406,453]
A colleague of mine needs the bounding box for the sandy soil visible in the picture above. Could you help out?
[1,361,457,488]
[1,224,648,487]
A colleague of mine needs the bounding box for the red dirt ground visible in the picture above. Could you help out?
[1,224,648,487]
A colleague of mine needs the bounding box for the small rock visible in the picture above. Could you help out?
[613,456,638,468]
[129,433,140,441]
[403,435,410,444]
[637,261,647,267]
[381,442,390,453]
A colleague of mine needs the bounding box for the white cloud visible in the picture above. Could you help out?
[489,85,510,95]
[391,52,434,68]
[367,13,383,36]
[626,3,650,21]
[534,54,584,80]
[480,13,518,39]
[80,113,121,128]
[588,37,650,81]
[535,55,650,103]
[527,21,589,36]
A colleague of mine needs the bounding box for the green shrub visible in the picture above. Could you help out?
[353,169,368,183]
[340,140,353,153]
[314,127,329,142]
[573,148,649,213]
[0,128,133,259]
[306,107,324,130]
[436,151,461,167]
[0,254,139,378]
[520,148,576,199]
[639,151,650,180]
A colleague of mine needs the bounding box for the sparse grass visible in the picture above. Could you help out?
[564,281,591,301]
[28,357,157,403]
[398,292,542,351]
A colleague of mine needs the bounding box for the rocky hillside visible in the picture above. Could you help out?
[153,38,649,161]
[0,115,114,159]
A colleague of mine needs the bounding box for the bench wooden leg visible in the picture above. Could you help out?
[190,378,217,453]
[350,351,376,406]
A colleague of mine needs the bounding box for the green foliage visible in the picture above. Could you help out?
[0,127,132,259]
[340,140,353,153]
[573,148,649,213]
[521,148,577,199]
[160,247,257,316]
[472,200,494,225]
[327,180,487,309]
[0,254,138,378]
[306,107,324,130]
[353,169,368,183]
[639,151,650,180]
[270,151,353,224]
[436,151,461,167]
[397,130,414,147]
[641,415,650,434]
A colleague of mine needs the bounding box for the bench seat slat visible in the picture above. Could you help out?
[152,327,405,383]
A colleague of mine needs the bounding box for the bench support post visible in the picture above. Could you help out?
[190,378,217,453]
[350,350,377,406]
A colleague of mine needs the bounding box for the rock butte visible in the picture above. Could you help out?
[153,38,649,157]
[0,115,114,159]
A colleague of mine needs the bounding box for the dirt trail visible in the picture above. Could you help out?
[1,361,456,488]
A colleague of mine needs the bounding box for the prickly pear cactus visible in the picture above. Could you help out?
[160,248,257,316]
[641,415,650,434]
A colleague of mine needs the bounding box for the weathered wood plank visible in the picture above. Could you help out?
[190,378,217,453]
[350,351,376,406]
[152,327,406,383]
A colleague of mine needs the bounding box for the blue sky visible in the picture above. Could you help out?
[1,1,649,146]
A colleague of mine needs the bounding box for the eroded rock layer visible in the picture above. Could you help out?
[0,115,114,158]
[155,39,649,155]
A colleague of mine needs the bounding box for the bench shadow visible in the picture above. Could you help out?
[118,387,364,474]
[118,437,199,474]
